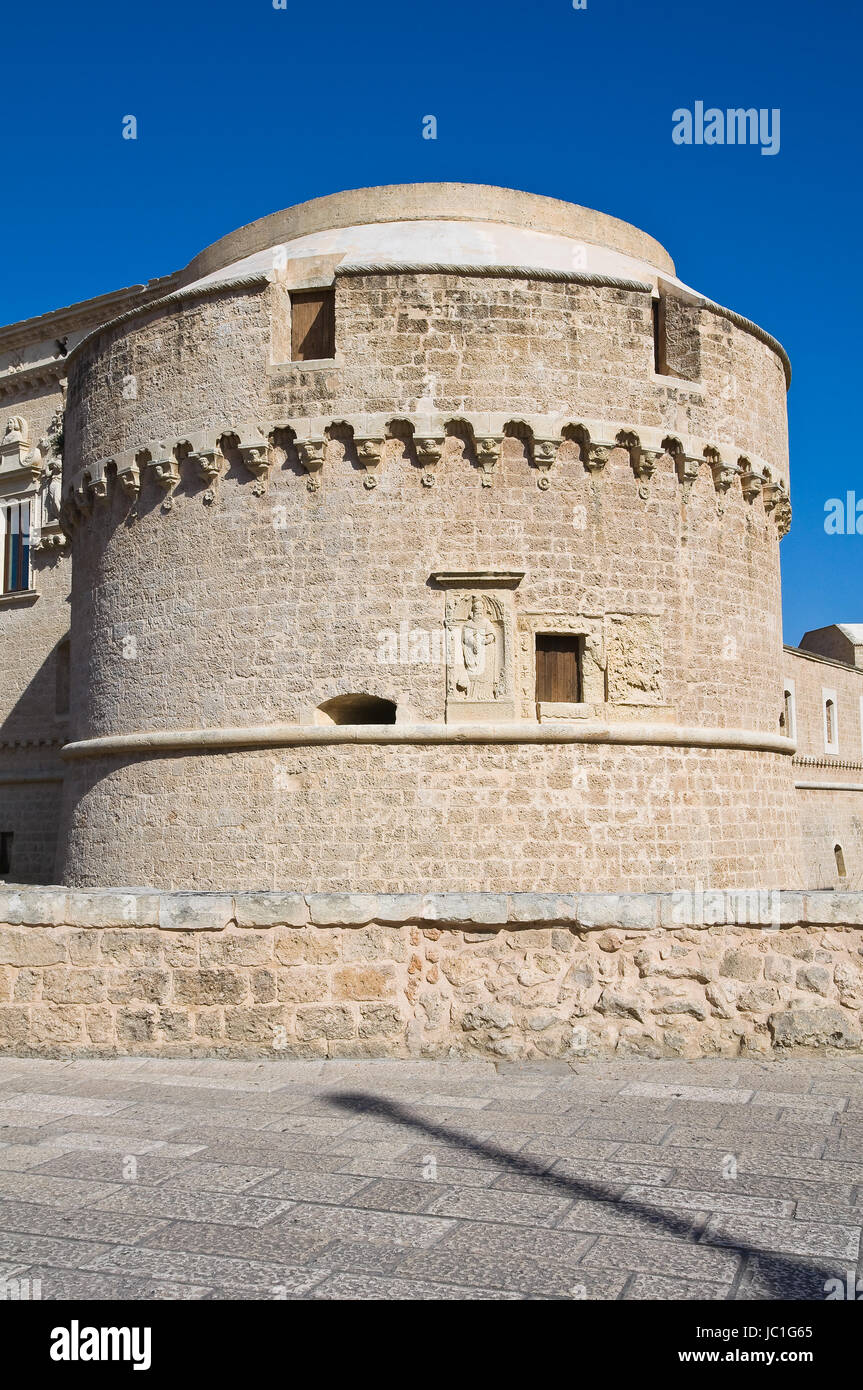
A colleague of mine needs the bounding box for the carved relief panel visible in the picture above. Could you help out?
[432,572,522,723]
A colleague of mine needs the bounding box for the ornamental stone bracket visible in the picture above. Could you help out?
[355,436,384,490]
[532,438,558,490]
[61,414,791,536]
[234,422,271,489]
[475,436,500,486]
[148,442,180,492]
[413,434,445,488]
[295,439,326,491]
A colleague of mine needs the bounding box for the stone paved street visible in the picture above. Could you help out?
[0,1055,861,1301]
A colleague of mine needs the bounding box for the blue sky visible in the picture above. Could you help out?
[3,0,859,642]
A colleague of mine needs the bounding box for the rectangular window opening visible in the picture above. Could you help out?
[2,500,31,594]
[290,289,335,362]
[0,832,13,877]
[535,633,583,704]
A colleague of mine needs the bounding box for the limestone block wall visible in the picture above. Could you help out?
[55,256,796,891]
[58,743,800,893]
[784,647,863,888]
[1,888,862,1059]
[0,373,71,884]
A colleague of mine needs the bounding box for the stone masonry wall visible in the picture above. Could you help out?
[784,647,863,888]
[1,888,862,1060]
[57,744,802,893]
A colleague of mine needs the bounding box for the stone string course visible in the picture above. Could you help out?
[2,888,863,1060]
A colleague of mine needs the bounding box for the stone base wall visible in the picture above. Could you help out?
[58,744,802,893]
[2,888,863,1059]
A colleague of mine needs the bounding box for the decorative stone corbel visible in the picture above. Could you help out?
[87,469,108,504]
[585,443,611,474]
[532,439,558,490]
[295,439,326,492]
[739,462,764,504]
[355,437,383,489]
[633,447,659,497]
[148,442,179,492]
[236,424,271,484]
[414,435,444,488]
[762,479,782,513]
[187,432,225,486]
[116,451,141,500]
[675,454,701,495]
[774,489,792,538]
[475,437,501,487]
[73,475,92,516]
[707,450,737,495]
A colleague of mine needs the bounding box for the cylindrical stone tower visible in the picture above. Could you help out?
[56,183,800,892]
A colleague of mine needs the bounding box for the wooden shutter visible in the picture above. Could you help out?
[291,290,335,361]
[535,634,582,703]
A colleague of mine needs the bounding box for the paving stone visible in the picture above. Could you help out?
[0,1200,170,1245]
[92,1186,294,1228]
[243,1172,374,1203]
[280,1204,453,1248]
[623,1274,731,1300]
[18,1267,213,1300]
[561,1199,707,1240]
[144,1219,329,1265]
[735,1254,848,1301]
[309,1272,522,1300]
[423,1186,573,1227]
[624,1185,796,1218]
[583,1235,741,1282]
[350,1178,444,1212]
[86,1243,328,1296]
[703,1214,860,1262]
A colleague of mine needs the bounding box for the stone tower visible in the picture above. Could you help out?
[54,183,798,892]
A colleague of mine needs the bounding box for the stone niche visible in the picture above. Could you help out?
[432,571,523,723]
[605,614,665,707]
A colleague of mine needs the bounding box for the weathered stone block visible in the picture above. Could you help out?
[295,1004,356,1040]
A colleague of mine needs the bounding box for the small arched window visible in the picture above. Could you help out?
[835,844,847,878]
[316,694,397,726]
[826,699,836,744]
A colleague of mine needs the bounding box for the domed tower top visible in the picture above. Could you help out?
[173,182,677,293]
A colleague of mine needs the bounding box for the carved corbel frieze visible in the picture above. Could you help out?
[295,439,326,492]
[676,453,701,494]
[585,443,611,474]
[707,450,737,496]
[739,462,764,504]
[414,435,444,488]
[355,436,383,489]
[762,478,782,513]
[87,469,108,505]
[186,432,225,486]
[236,424,271,487]
[774,489,792,538]
[148,442,180,492]
[632,447,659,497]
[115,451,141,500]
[73,474,92,516]
[532,439,558,490]
[475,436,501,487]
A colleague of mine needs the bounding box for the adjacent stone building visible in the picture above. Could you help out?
[0,183,860,899]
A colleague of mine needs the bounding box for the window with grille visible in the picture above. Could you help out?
[2,500,31,594]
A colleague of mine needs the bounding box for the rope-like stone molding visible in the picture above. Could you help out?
[793,755,863,771]
[63,272,272,369]
[61,720,796,761]
[0,886,860,931]
[60,414,791,536]
[335,262,653,292]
